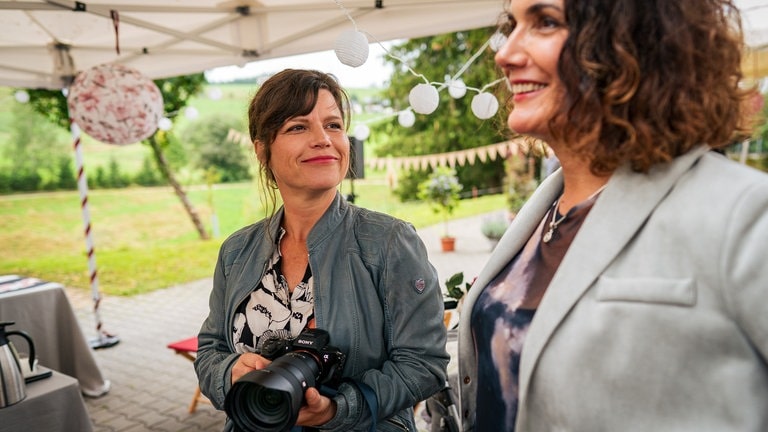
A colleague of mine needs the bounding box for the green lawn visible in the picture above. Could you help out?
[1,178,506,296]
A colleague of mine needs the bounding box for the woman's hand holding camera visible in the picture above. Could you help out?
[297,387,337,427]
[231,353,271,383]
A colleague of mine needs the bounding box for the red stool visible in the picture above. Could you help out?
[167,336,210,413]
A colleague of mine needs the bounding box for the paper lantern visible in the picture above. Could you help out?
[398,110,416,127]
[14,90,29,103]
[67,63,163,145]
[471,92,499,119]
[158,117,173,131]
[448,79,467,99]
[489,31,507,52]
[184,106,199,120]
[353,124,370,141]
[409,83,439,115]
[334,30,369,68]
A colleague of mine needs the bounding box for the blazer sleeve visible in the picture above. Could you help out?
[721,177,768,361]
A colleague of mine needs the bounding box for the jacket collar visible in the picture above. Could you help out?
[268,192,349,252]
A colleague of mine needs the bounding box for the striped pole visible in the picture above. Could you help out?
[71,119,120,349]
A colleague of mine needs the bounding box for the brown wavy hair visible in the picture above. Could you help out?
[533,0,756,174]
[247,69,351,215]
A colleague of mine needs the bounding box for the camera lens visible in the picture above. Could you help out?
[225,351,321,432]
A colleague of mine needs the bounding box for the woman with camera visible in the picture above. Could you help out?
[195,69,449,431]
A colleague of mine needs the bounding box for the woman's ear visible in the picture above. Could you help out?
[254,140,266,164]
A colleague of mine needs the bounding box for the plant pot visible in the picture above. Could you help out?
[441,236,456,252]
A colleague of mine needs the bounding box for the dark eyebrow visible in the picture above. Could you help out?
[527,3,563,15]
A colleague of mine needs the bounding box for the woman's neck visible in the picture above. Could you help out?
[279,190,336,241]
[554,151,611,213]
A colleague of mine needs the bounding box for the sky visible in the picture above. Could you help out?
[205,42,395,89]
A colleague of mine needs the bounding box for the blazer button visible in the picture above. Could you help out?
[463,375,471,384]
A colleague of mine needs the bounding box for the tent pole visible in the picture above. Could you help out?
[70,119,120,349]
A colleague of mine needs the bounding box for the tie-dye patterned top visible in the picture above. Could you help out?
[471,197,597,431]
[232,228,314,354]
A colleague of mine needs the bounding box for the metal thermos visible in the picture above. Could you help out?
[0,321,36,408]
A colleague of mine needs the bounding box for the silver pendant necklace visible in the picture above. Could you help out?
[543,184,607,243]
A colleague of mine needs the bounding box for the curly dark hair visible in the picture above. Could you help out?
[516,0,756,174]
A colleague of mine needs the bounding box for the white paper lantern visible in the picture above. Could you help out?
[353,124,370,141]
[67,63,163,145]
[409,83,440,115]
[334,30,369,68]
[184,106,199,120]
[489,31,507,52]
[14,90,29,103]
[207,87,223,100]
[398,110,416,128]
[471,92,499,119]
[448,79,467,99]
[158,117,173,131]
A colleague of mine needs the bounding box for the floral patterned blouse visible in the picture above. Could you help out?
[232,228,315,354]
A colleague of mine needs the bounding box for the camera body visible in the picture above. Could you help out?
[225,328,346,432]
[260,328,346,384]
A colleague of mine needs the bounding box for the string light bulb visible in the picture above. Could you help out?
[409,83,440,115]
[158,117,172,131]
[353,124,370,140]
[334,30,370,67]
[398,110,416,127]
[14,90,30,103]
[447,78,467,99]
[471,92,499,119]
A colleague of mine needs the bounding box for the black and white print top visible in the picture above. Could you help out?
[232,228,315,354]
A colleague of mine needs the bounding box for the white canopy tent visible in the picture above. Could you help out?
[0,0,766,90]
[0,0,506,89]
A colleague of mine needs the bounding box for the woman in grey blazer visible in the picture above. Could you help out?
[456,0,768,431]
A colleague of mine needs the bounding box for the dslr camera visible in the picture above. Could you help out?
[224,328,346,432]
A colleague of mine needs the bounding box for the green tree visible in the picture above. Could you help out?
[180,114,250,183]
[56,155,77,190]
[4,100,70,192]
[22,73,211,239]
[375,27,511,200]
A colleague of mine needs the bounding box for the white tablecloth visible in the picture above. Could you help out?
[0,369,94,432]
[0,276,110,397]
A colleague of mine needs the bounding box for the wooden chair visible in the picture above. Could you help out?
[167,336,210,413]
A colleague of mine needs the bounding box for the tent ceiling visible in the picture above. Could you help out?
[0,0,766,90]
[0,0,504,89]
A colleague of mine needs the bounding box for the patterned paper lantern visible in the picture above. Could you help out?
[471,92,499,119]
[409,83,440,115]
[67,63,164,145]
[334,30,369,67]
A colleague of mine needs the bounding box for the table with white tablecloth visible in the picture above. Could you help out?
[0,369,94,432]
[0,275,110,397]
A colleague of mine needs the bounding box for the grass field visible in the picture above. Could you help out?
[1,178,506,296]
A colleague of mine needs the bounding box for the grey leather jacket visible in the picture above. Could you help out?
[196,193,449,431]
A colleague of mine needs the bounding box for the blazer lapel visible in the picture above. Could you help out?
[458,170,563,351]
[518,146,710,400]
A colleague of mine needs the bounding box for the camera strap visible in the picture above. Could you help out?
[356,381,378,432]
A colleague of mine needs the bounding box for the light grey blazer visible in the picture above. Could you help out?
[457,146,768,431]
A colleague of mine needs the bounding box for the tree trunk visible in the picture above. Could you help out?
[148,136,210,240]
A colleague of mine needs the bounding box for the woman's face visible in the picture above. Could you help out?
[263,89,349,197]
[495,0,568,141]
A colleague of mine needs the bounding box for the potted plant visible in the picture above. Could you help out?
[443,271,472,328]
[419,167,463,252]
[480,215,509,250]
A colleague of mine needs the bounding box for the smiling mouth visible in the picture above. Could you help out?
[304,156,337,163]
[511,82,547,95]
